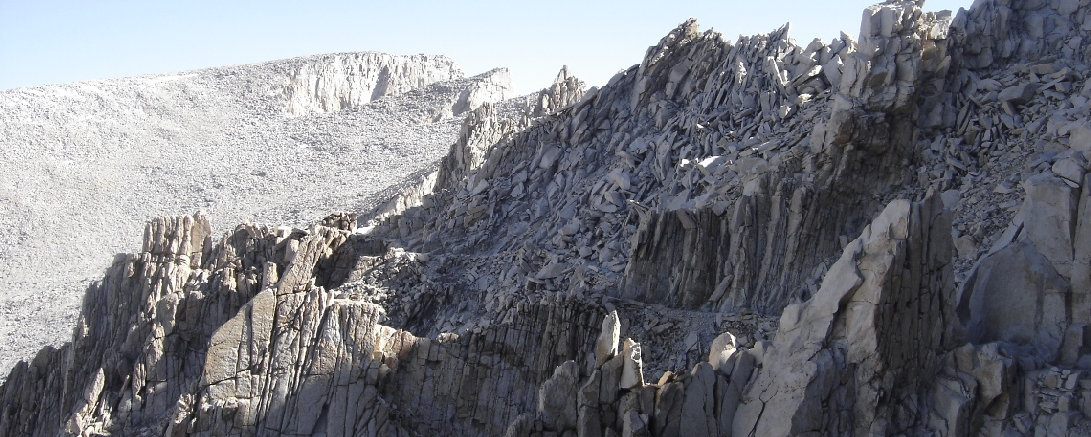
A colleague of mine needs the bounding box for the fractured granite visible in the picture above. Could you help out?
[6,0,1091,435]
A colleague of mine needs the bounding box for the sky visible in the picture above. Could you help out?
[0,1,974,94]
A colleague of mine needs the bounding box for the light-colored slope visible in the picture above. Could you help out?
[0,52,513,375]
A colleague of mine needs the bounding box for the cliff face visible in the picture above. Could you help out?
[5,0,1091,436]
[281,53,463,116]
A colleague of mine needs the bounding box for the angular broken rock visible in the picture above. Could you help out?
[596,310,621,366]
[707,331,737,374]
[620,338,645,390]
[998,83,1038,106]
[539,360,580,431]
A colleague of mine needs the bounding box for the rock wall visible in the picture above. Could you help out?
[281,52,465,115]
[512,194,958,436]
[733,195,959,436]
[948,0,1091,71]
[0,212,603,436]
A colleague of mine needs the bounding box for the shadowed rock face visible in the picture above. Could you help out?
[7,0,1091,435]
[733,195,959,436]
[0,212,605,436]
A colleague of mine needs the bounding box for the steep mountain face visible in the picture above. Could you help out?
[4,0,1091,436]
[0,53,513,378]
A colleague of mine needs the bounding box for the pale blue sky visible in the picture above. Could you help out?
[0,1,973,94]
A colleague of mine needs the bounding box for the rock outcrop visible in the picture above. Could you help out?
[0,212,604,436]
[6,0,1091,435]
[733,195,958,436]
[512,194,956,436]
[281,52,463,116]
[0,52,513,378]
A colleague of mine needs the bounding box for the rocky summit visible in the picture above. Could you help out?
[3,0,1091,435]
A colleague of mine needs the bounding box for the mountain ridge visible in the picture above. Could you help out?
[0,50,513,380]
[5,0,1091,435]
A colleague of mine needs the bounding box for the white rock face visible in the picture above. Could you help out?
[282,52,463,115]
[595,310,621,366]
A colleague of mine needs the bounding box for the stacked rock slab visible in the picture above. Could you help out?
[514,194,957,436]
[383,4,955,318]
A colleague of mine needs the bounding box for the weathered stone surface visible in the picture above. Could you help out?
[596,311,621,366]
[9,0,1091,435]
[283,52,464,116]
[735,195,958,436]
[679,363,716,437]
[619,339,645,390]
[0,212,607,436]
[1022,174,1078,277]
[540,360,581,431]
[707,331,737,374]
[1074,172,1091,324]
[1071,122,1091,153]
[960,241,1070,360]
[998,83,1038,105]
